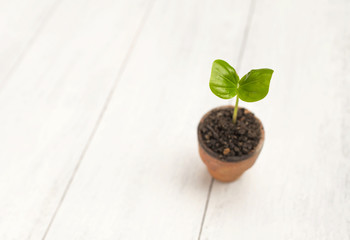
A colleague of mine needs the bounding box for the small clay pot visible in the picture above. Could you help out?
[197,105,265,182]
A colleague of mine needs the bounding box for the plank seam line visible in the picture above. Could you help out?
[0,0,63,92]
[198,0,256,238]
[41,0,156,239]
[236,0,256,71]
[197,177,214,240]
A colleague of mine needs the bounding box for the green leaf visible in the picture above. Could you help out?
[237,68,273,102]
[209,59,239,99]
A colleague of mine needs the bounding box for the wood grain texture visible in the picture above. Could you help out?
[201,0,350,239]
[1,0,349,239]
[0,0,59,86]
[43,0,252,239]
[0,0,151,239]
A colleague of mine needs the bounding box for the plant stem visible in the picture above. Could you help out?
[233,96,239,124]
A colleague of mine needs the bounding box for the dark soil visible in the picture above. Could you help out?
[199,107,261,162]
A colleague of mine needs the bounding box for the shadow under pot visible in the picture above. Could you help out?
[197,105,265,182]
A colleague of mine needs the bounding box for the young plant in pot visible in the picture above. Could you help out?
[198,59,274,182]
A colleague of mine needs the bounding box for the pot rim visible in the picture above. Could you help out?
[197,105,265,163]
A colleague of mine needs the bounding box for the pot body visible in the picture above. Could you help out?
[198,106,265,182]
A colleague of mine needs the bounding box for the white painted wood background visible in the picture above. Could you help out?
[0,0,349,239]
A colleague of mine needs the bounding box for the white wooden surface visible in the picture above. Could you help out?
[0,0,349,239]
[202,0,350,239]
[0,0,152,239]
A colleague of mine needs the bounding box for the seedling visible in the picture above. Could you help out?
[209,59,274,124]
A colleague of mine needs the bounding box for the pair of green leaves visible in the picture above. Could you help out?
[209,59,273,102]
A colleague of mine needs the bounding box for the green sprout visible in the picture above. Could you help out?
[209,59,274,124]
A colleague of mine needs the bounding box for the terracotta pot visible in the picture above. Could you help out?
[197,105,265,182]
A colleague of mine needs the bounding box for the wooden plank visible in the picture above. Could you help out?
[0,0,152,239]
[0,0,59,85]
[201,0,350,239]
[43,0,253,239]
